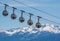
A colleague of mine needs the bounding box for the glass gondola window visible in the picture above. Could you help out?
[2,4,8,16]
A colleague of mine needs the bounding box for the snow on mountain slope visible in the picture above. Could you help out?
[43,26,60,33]
[37,24,60,33]
[0,24,60,35]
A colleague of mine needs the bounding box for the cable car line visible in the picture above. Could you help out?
[42,18,60,25]
[0,1,60,40]
[0,2,60,27]
[12,0,60,20]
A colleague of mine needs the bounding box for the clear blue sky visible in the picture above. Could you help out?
[0,0,60,30]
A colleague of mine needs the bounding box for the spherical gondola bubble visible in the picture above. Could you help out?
[19,16,25,23]
[27,13,33,26]
[36,22,41,28]
[27,19,33,26]
[36,16,42,28]
[11,14,16,19]
[3,4,8,16]
[3,10,8,16]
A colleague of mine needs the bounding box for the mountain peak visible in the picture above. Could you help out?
[0,24,60,35]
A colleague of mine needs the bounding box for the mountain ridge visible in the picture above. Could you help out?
[0,24,60,36]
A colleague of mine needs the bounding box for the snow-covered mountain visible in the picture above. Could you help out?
[0,24,60,41]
